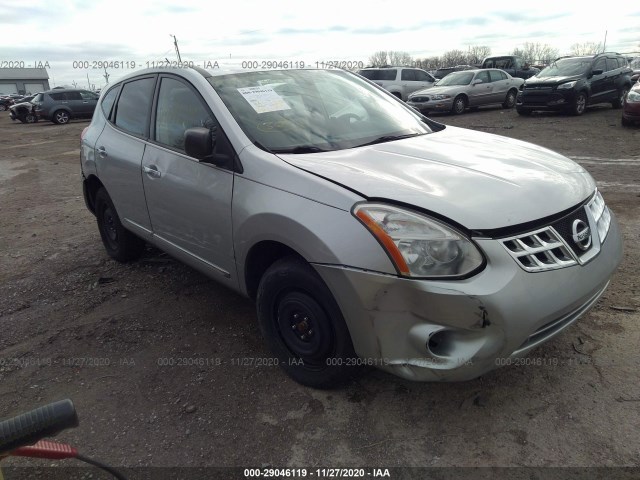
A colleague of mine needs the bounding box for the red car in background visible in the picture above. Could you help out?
[622,80,640,127]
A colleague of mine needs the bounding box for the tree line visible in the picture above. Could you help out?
[367,42,607,69]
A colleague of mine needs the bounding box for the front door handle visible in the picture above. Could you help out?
[143,165,162,178]
[97,146,107,158]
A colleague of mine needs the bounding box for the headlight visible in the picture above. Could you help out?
[430,94,451,100]
[353,203,484,278]
[557,81,577,89]
[627,90,640,102]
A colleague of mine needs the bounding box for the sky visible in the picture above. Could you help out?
[0,0,638,88]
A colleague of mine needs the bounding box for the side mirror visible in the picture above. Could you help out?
[184,127,234,168]
[185,127,213,160]
[471,79,483,85]
[591,69,604,76]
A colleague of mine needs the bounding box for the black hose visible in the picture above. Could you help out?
[75,454,129,480]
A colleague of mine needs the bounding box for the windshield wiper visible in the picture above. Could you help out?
[354,133,423,148]
[272,145,329,154]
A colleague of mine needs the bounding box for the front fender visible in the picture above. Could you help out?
[232,175,396,295]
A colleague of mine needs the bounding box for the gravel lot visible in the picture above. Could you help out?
[0,103,639,476]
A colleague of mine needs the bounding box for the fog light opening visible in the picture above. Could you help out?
[427,330,454,357]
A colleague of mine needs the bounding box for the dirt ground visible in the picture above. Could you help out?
[0,103,639,476]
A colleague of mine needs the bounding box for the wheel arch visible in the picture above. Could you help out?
[244,240,305,301]
[83,174,105,215]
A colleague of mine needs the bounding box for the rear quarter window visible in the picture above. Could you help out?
[100,86,120,119]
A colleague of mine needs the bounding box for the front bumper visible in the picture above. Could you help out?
[314,215,622,382]
[406,98,453,112]
[517,89,576,111]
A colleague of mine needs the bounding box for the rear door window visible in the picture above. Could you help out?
[401,69,416,81]
[114,77,155,136]
[49,92,66,101]
[489,70,507,82]
[66,91,82,101]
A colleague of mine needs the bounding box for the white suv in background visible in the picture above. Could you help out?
[357,67,436,100]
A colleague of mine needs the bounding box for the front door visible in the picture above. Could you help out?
[141,75,236,281]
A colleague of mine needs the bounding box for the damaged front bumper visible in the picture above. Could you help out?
[313,216,622,381]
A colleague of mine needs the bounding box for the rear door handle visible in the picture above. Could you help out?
[143,165,162,178]
[97,146,107,158]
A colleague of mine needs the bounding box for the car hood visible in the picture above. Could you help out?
[278,126,594,230]
[527,74,581,85]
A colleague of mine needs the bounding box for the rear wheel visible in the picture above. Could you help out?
[256,256,360,388]
[612,86,630,109]
[52,109,70,124]
[503,89,517,108]
[570,92,587,116]
[451,95,467,115]
[95,188,145,262]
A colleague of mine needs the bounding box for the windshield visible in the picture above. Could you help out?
[208,69,432,153]
[435,72,474,86]
[358,69,397,81]
[539,58,591,77]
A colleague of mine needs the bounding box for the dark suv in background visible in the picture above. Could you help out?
[31,88,99,124]
[516,52,632,116]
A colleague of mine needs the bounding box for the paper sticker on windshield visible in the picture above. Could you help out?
[237,86,291,114]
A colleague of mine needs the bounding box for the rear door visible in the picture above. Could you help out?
[141,74,236,283]
[489,69,510,102]
[65,91,85,116]
[95,76,156,235]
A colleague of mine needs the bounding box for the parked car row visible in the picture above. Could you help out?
[6,88,99,125]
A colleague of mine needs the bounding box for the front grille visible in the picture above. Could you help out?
[551,207,591,256]
[411,96,429,102]
[502,227,576,272]
[500,190,611,273]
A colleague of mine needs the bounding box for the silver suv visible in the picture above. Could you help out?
[357,67,436,100]
[81,67,621,387]
[32,88,99,124]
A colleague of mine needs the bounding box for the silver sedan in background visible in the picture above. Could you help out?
[407,68,524,114]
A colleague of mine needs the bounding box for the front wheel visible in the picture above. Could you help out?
[25,113,37,123]
[95,188,145,262]
[503,89,517,108]
[612,86,630,109]
[256,256,360,388]
[621,116,632,127]
[451,95,467,115]
[570,92,587,116]
[52,109,70,124]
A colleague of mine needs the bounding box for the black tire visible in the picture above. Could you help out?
[256,256,360,388]
[25,113,37,123]
[52,109,70,124]
[621,116,632,127]
[392,92,402,99]
[0,104,7,111]
[612,86,630,109]
[18,118,27,124]
[451,95,467,115]
[516,107,532,116]
[502,89,517,109]
[95,188,145,262]
[570,92,587,116]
